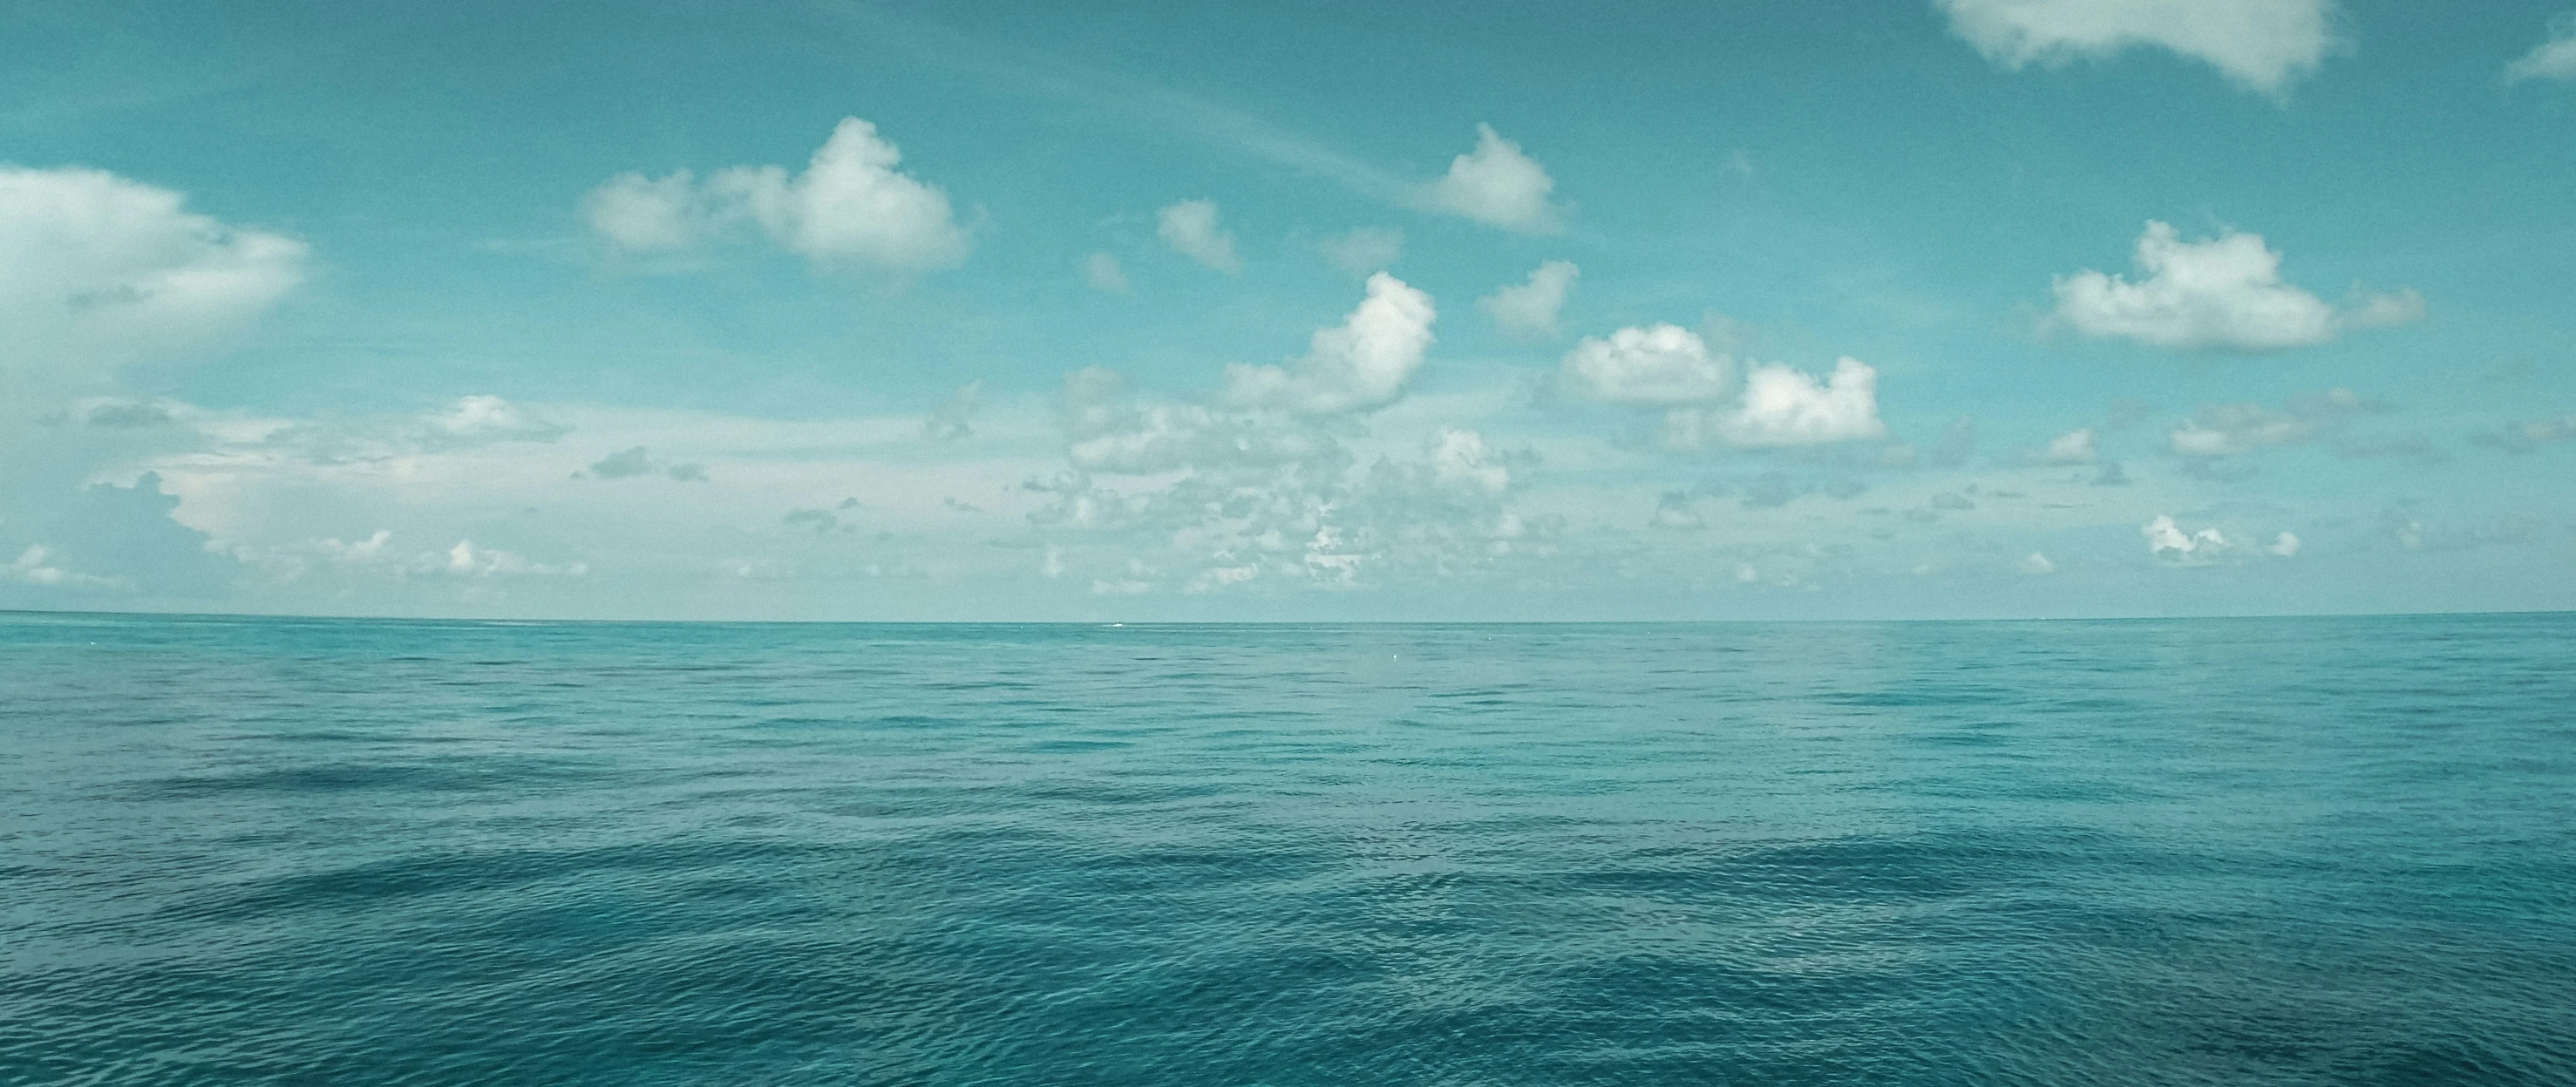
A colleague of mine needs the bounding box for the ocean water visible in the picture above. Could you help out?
[3,613,2572,1086]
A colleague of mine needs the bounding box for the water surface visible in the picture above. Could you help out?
[3,613,2571,1084]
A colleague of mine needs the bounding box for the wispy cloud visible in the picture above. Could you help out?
[817,2,1416,206]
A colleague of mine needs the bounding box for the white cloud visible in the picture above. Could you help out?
[923,380,981,441]
[2165,388,2369,456]
[445,540,585,578]
[268,395,570,461]
[2049,221,2417,352]
[1420,124,1565,234]
[723,119,970,269]
[1560,323,1730,405]
[581,170,718,254]
[2038,427,2098,464]
[4,545,113,588]
[2471,415,2576,453]
[1317,227,1404,277]
[2268,531,2301,557]
[1,166,308,377]
[1082,252,1132,293]
[431,395,569,446]
[1480,260,1579,340]
[2020,551,2056,574]
[583,118,970,271]
[1219,272,1436,415]
[2143,513,2231,564]
[2340,287,2426,330]
[581,445,706,482]
[1061,367,1340,475]
[1936,0,2340,95]
[2505,14,2576,82]
[1156,199,1241,274]
[1667,358,1889,450]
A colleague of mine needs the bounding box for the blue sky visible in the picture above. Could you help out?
[3,0,2573,620]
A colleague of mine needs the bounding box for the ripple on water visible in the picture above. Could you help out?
[3,614,2573,1084]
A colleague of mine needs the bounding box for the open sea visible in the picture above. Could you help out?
[2,610,2572,1085]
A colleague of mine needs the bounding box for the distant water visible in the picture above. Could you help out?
[3,613,2573,1085]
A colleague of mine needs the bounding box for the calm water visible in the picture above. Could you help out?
[2,612,2571,1085]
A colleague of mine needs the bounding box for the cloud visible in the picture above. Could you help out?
[2,472,236,598]
[1219,272,1436,415]
[1935,0,2339,95]
[581,170,717,255]
[2470,415,2576,453]
[583,118,970,271]
[1156,199,1241,274]
[1420,124,1565,234]
[923,380,981,441]
[1062,367,1342,475]
[2165,387,2372,456]
[2269,532,2301,557]
[581,445,706,482]
[1479,260,1579,340]
[2037,427,2097,464]
[265,395,569,462]
[1317,228,1404,277]
[445,540,585,578]
[1082,252,1131,293]
[1665,358,1889,450]
[430,395,569,447]
[1650,490,1709,530]
[1,165,307,377]
[2505,13,2576,82]
[2019,552,2056,574]
[1560,323,1731,405]
[3,546,114,588]
[2049,221,2417,352]
[2143,513,2232,564]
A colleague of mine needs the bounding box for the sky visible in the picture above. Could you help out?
[3,0,2573,621]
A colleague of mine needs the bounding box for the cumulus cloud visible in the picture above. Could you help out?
[1037,282,1543,596]
[1650,490,1709,530]
[1479,260,1579,340]
[431,395,569,447]
[1560,323,1731,405]
[1082,252,1132,293]
[1317,228,1404,277]
[3,545,113,588]
[582,118,970,271]
[2049,221,2417,352]
[1936,0,2340,95]
[1061,367,1341,476]
[2269,532,2301,557]
[582,445,706,482]
[581,171,718,255]
[1420,124,1565,234]
[1219,272,1436,415]
[2505,13,2576,82]
[445,540,585,578]
[2470,415,2576,453]
[1156,199,1241,275]
[923,380,981,442]
[1665,358,1888,450]
[2020,552,2056,574]
[2165,387,2372,456]
[1034,415,1537,595]
[2037,427,2098,464]
[264,395,569,462]
[1,166,308,377]
[2143,513,2232,564]
[1,472,237,599]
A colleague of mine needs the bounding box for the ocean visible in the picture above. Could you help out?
[3,611,2571,1084]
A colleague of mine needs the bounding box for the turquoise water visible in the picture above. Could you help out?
[3,612,2572,1085]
